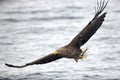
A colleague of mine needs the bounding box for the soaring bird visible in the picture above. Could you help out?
[5,0,108,68]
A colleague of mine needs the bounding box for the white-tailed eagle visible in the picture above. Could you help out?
[5,0,108,68]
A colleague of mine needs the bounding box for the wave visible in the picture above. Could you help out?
[0,16,83,22]
[2,10,51,14]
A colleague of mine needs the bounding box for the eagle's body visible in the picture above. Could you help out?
[56,45,82,59]
[5,0,108,68]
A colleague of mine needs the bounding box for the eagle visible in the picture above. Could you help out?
[5,0,108,68]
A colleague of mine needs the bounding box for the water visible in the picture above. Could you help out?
[0,0,120,80]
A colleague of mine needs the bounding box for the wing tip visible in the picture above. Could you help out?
[5,63,14,67]
[94,0,108,19]
[5,63,27,68]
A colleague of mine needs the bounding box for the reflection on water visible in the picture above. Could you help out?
[0,0,120,80]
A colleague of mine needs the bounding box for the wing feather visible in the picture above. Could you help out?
[27,53,62,65]
[68,0,108,48]
[5,53,63,68]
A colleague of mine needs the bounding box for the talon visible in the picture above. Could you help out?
[79,55,84,59]
[86,48,89,50]
[79,48,88,59]
[84,48,88,52]
[82,48,88,55]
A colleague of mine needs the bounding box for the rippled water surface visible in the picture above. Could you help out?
[0,0,120,80]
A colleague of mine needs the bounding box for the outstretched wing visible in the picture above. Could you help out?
[68,0,108,48]
[5,53,63,68]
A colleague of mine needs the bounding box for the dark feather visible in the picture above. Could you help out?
[69,0,108,48]
[5,53,63,68]
[26,53,63,65]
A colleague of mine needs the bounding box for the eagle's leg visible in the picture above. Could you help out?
[74,58,79,62]
[79,48,88,59]
[74,48,88,62]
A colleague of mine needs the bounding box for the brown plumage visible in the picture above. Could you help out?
[5,0,108,68]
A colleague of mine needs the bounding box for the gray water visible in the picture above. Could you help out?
[0,0,120,80]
